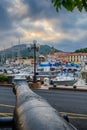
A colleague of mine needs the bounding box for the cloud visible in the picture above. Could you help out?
[22,0,58,21]
[0,0,87,52]
[54,37,87,52]
[0,1,12,30]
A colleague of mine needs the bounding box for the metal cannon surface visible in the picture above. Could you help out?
[13,78,77,130]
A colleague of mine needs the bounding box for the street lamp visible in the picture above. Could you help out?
[33,40,37,83]
[27,40,40,83]
[33,40,40,83]
[29,40,39,83]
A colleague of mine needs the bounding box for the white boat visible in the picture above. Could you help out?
[73,64,87,87]
[73,78,87,87]
[51,72,78,86]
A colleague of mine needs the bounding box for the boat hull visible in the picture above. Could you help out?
[54,80,77,86]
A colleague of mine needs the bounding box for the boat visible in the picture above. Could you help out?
[73,78,87,87]
[37,60,61,78]
[73,63,87,87]
[51,72,78,86]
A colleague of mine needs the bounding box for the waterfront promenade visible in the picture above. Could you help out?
[41,83,87,92]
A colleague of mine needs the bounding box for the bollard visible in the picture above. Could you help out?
[13,77,77,130]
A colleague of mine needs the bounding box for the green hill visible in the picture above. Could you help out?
[0,44,61,60]
[75,48,87,53]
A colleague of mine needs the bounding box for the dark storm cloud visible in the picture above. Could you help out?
[56,41,80,52]
[62,14,87,31]
[0,1,12,30]
[54,37,87,52]
[0,29,24,41]
[22,0,58,20]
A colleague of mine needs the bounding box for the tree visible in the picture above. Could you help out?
[75,48,87,53]
[51,0,87,12]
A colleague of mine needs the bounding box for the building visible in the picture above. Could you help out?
[46,52,87,64]
[68,53,87,63]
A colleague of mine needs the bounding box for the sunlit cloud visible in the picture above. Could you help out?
[7,0,28,19]
[0,0,87,52]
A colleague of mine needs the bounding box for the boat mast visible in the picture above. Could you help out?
[17,38,21,64]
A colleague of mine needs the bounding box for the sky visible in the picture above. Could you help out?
[0,0,87,52]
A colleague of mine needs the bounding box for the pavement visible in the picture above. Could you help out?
[41,84,87,92]
[0,82,87,92]
[0,83,13,87]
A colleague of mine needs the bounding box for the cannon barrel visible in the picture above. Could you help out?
[13,78,77,130]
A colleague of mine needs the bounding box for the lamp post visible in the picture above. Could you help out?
[33,40,40,83]
[27,40,40,83]
[33,40,37,83]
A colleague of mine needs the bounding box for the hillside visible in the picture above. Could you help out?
[0,44,61,60]
[75,48,87,53]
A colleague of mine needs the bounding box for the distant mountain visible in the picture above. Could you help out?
[39,45,61,55]
[0,44,61,59]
